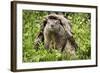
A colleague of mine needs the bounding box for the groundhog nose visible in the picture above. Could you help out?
[51,25,54,27]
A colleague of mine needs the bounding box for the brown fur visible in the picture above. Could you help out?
[34,13,78,55]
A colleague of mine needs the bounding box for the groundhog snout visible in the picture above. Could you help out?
[51,24,54,28]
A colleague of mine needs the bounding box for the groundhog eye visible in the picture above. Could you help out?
[55,20,60,24]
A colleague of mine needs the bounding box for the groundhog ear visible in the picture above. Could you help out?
[40,18,47,31]
[43,19,47,26]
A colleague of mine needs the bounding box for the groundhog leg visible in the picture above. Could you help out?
[63,41,78,60]
[65,40,76,55]
[44,38,50,49]
[55,41,64,52]
[44,32,52,49]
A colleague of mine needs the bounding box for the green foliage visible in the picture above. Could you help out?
[23,10,91,62]
[66,13,91,59]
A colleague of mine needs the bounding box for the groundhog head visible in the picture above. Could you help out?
[42,14,64,33]
[45,19,62,33]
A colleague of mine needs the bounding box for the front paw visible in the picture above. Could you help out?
[44,44,49,49]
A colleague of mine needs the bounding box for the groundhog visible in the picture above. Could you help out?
[43,17,66,51]
[34,13,78,55]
